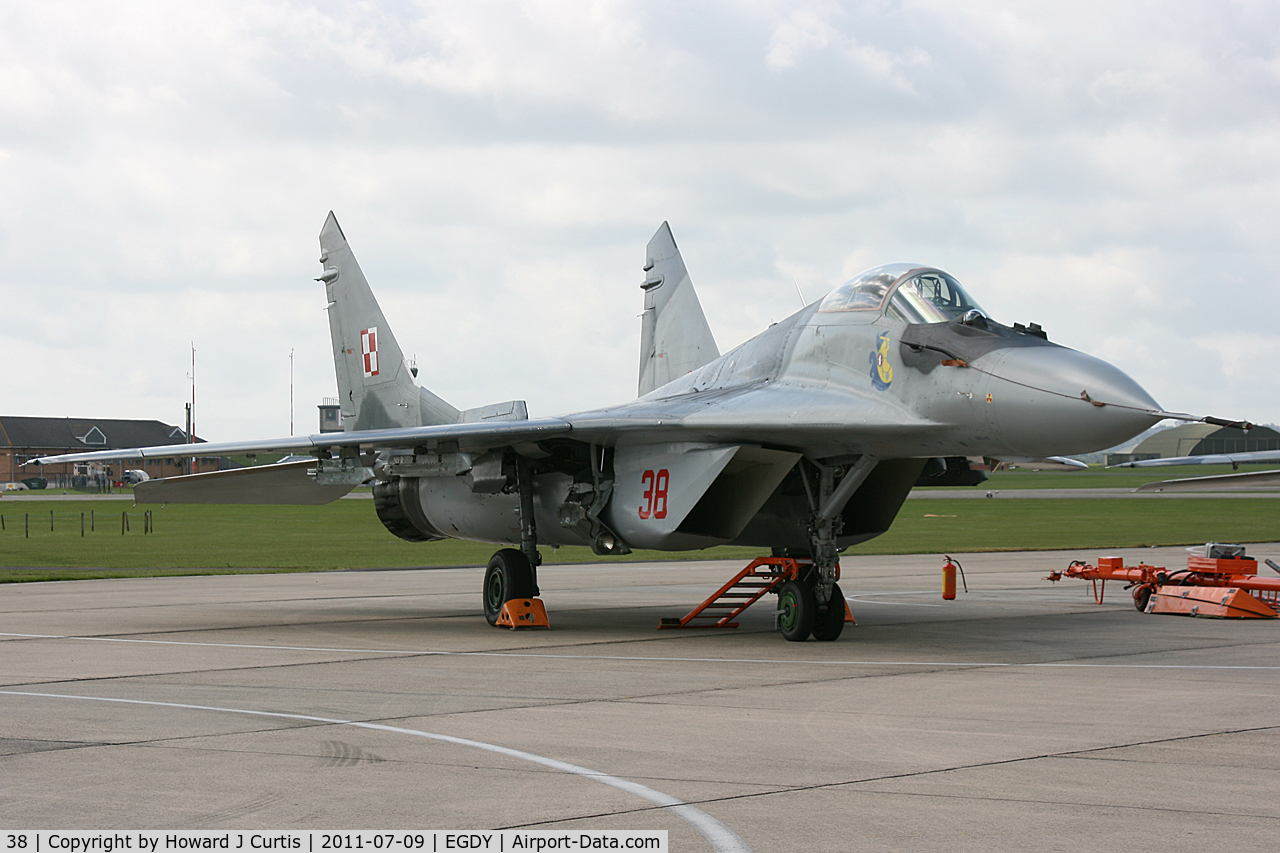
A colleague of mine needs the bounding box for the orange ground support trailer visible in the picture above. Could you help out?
[1146,585,1277,618]
[1046,544,1280,619]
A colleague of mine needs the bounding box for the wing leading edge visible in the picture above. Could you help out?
[29,418,574,466]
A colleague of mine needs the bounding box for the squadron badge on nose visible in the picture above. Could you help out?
[869,331,893,390]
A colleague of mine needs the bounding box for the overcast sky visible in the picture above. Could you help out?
[3,0,1278,444]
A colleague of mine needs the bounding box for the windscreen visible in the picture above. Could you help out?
[818,264,916,312]
[887,271,987,324]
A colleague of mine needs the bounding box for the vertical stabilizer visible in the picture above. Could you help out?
[637,222,720,396]
[318,212,459,431]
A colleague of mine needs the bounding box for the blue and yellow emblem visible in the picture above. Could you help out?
[869,331,893,391]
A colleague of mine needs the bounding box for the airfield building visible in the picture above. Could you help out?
[0,416,222,489]
[1107,423,1280,465]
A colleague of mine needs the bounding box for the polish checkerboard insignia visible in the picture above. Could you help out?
[360,327,379,377]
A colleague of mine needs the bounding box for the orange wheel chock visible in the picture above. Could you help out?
[496,598,551,630]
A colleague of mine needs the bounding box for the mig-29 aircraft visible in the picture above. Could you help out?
[34,213,1233,640]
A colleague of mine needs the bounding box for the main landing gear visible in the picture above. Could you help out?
[482,549,537,626]
[482,456,550,629]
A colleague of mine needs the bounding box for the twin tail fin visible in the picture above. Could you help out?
[637,222,719,396]
[318,212,460,431]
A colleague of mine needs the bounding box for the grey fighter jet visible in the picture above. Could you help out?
[35,213,1216,640]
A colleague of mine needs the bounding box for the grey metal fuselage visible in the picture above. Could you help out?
[34,219,1165,561]
[414,268,1161,553]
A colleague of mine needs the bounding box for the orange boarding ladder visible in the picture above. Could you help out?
[659,557,800,629]
[660,557,853,629]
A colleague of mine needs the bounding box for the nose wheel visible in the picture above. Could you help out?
[777,577,846,642]
[777,579,816,641]
[811,582,846,641]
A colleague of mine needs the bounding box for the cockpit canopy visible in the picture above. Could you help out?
[818,263,988,325]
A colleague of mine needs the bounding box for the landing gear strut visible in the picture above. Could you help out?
[778,455,879,642]
[483,454,544,626]
[515,455,541,593]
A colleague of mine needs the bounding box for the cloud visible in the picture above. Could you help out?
[1,0,1279,442]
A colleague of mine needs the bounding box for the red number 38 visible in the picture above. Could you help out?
[638,469,669,520]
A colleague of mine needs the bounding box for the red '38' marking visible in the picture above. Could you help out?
[638,469,669,520]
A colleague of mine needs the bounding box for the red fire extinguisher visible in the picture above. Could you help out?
[942,555,967,600]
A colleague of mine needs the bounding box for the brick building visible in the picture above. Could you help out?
[0,416,223,489]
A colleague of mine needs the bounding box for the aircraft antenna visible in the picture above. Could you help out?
[792,276,808,307]
[188,342,196,475]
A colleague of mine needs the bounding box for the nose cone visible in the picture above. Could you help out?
[978,345,1162,457]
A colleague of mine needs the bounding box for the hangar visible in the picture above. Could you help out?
[1111,422,1280,465]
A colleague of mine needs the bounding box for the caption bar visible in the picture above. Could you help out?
[3,833,666,853]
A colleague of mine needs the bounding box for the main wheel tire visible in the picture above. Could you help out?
[483,549,536,626]
[777,579,816,642]
[811,582,846,641]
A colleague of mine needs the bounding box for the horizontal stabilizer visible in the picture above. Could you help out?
[459,400,529,422]
[133,461,355,505]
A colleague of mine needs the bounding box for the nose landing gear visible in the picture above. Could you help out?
[659,556,853,641]
[777,575,848,642]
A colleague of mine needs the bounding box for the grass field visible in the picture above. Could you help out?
[1,466,1276,583]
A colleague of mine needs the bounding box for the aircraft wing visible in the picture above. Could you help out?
[30,382,945,470]
[562,384,944,457]
[1136,469,1280,492]
[1109,449,1280,468]
[28,418,574,466]
[1109,448,1280,492]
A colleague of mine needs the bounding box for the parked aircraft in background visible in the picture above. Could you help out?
[1112,449,1280,491]
[34,213,1236,640]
